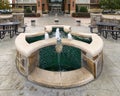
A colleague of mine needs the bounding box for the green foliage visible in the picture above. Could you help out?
[79,6,88,12]
[99,0,120,9]
[24,13,40,17]
[72,12,90,18]
[0,0,11,10]
[25,7,32,13]
[76,5,88,12]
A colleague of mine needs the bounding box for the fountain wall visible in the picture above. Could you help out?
[15,25,103,88]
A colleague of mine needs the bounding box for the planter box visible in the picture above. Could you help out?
[12,8,24,13]
[72,12,90,18]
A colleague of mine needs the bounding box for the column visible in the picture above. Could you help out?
[44,0,48,13]
[12,0,15,8]
[37,0,42,15]
[70,0,76,14]
[64,0,68,13]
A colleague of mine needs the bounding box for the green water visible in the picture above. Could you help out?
[25,27,93,71]
[25,27,92,44]
[39,45,81,71]
[26,35,44,43]
[72,35,92,44]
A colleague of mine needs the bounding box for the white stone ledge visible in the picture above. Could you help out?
[45,25,71,33]
[28,67,94,88]
[15,32,103,58]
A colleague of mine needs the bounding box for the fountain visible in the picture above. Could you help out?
[44,32,49,39]
[15,25,103,88]
[67,33,72,39]
[55,28,63,53]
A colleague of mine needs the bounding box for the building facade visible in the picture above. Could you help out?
[12,0,100,15]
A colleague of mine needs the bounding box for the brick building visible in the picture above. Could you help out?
[12,0,100,15]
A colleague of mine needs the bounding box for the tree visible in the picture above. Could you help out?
[99,0,120,10]
[0,0,11,10]
[25,7,32,13]
[4,0,11,10]
[115,0,120,9]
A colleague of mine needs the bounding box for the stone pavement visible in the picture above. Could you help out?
[0,15,120,96]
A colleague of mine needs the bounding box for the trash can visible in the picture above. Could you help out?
[76,19,81,26]
[54,19,59,25]
[31,20,35,26]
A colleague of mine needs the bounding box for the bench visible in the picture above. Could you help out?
[0,30,6,39]
[89,25,97,33]
[100,29,120,40]
[0,24,27,39]
[0,26,15,39]
[17,25,27,34]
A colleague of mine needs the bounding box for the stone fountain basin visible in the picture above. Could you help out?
[15,25,103,88]
[15,32,103,57]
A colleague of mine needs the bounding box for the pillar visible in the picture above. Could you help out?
[44,0,48,13]
[64,0,69,13]
[12,0,15,8]
[36,0,42,15]
[12,13,24,26]
[70,0,76,14]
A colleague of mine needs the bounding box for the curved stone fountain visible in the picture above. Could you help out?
[15,25,103,88]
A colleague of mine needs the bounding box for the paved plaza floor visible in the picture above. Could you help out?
[0,15,120,96]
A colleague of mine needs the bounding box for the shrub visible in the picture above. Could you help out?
[80,6,88,12]
[72,12,90,18]
[25,7,32,13]
[24,13,40,17]
[72,13,76,17]
[42,11,48,14]
[36,13,40,17]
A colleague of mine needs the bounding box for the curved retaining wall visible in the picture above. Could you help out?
[15,25,103,88]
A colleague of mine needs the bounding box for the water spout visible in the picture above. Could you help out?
[55,28,63,73]
[68,33,72,39]
[55,28,61,41]
[55,28,63,53]
[44,32,49,39]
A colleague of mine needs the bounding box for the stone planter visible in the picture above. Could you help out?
[12,8,24,13]
[12,13,24,26]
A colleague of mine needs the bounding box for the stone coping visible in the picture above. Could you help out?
[28,67,94,88]
[102,15,120,20]
[0,15,12,19]
[44,25,71,33]
[15,32,103,58]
